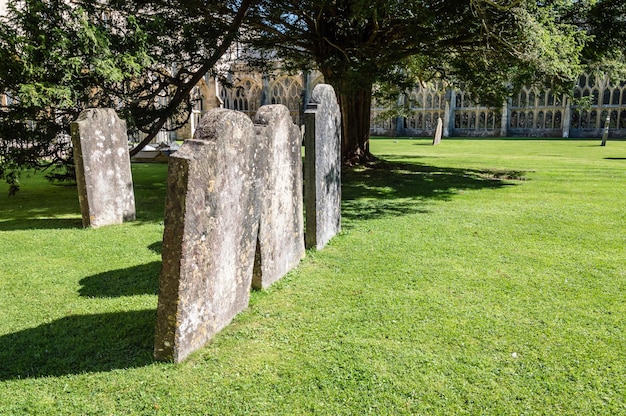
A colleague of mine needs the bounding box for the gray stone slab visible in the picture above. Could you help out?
[304,84,342,249]
[154,109,261,363]
[252,105,305,289]
[433,117,443,145]
[70,108,135,228]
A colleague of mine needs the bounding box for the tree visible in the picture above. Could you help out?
[0,0,255,193]
[247,0,591,164]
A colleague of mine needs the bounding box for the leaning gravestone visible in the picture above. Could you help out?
[304,84,342,249]
[432,117,443,145]
[154,109,261,363]
[70,108,136,228]
[252,105,305,289]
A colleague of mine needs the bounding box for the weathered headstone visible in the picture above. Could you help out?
[252,105,305,289]
[70,108,136,228]
[304,84,342,249]
[154,109,262,363]
[433,117,443,145]
[601,114,610,146]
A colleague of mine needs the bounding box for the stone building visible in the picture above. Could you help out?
[172,66,626,142]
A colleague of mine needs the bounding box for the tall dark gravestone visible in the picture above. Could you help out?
[252,105,305,289]
[70,108,136,228]
[304,84,342,249]
[154,109,261,363]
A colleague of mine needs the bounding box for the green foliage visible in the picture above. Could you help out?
[0,0,255,193]
[248,0,598,161]
[1,140,625,414]
[0,0,152,190]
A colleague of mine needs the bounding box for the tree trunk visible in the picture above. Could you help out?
[322,72,376,165]
[336,83,375,165]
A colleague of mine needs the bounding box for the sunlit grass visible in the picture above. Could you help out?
[0,139,624,415]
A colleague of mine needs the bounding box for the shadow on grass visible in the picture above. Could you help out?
[0,309,156,380]
[0,217,83,231]
[342,159,524,222]
[0,163,168,231]
[79,261,161,298]
[0,182,83,230]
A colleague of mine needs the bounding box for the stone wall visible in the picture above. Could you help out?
[218,70,626,139]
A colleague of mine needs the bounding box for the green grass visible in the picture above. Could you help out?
[0,138,624,415]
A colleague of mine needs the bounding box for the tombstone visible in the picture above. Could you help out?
[154,109,262,363]
[252,105,305,289]
[432,117,443,145]
[304,84,342,250]
[70,108,136,228]
[601,114,610,146]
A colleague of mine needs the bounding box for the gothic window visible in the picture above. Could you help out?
[592,89,600,106]
[512,94,520,107]
[478,112,486,129]
[487,112,494,129]
[603,89,611,105]
[620,110,626,128]
[574,89,582,100]
[455,114,461,129]
[425,113,432,129]
[581,110,589,128]
[271,82,285,104]
[510,111,518,128]
[610,110,618,128]
[589,110,598,128]
[537,111,544,129]
[538,92,546,107]
[469,112,476,129]
[547,92,555,106]
[612,89,621,105]
[527,111,534,129]
[270,76,303,121]
[546,111,553,128]
[518,112,526,128]
[600,110,609,127]
[571,110,580,128]
[520,91,527,107]
[528,92,536,107]
[554,95,562,106]
[578,74,588,88]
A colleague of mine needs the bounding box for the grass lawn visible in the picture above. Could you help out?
[0,138,624,415]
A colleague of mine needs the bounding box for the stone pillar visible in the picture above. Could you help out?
[445,90,456,137]
[395,94,406,137]
[562,97,571,138]
[154,109,262,363]
[252,105,305,289]
[70,108,136,228]
[304,84,342,250]
[500,99,510,137]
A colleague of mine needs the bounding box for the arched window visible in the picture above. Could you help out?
[536,111,544,129]
[546,111,553,129]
